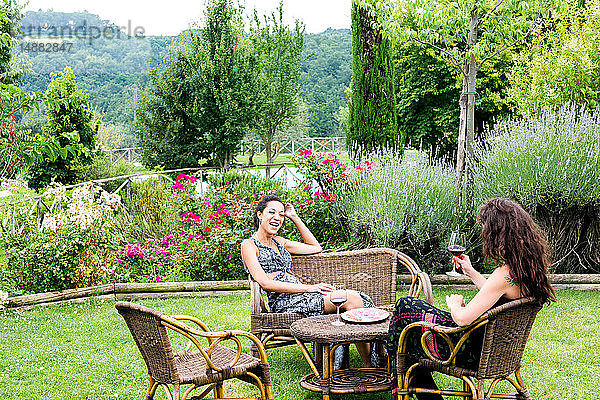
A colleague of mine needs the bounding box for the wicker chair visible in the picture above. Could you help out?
[116,301,274,400]
[395,297,542,400]
[249,248,433,354]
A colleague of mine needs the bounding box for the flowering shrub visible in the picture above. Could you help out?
[115,174,258,282]
[3,183,121,294]
[40,184,121,232]
[474,105,600,272]
[0,179,28,194]
[5,223,117,294]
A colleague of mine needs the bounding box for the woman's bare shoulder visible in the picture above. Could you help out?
[273,235,287,245]
[241,238,258,251]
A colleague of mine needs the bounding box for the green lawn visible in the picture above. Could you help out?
[0,289,597,400]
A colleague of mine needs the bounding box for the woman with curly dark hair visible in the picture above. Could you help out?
[386,198,555,400]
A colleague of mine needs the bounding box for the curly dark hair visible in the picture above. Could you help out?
[477,198,556,305]
[253,195,285,230]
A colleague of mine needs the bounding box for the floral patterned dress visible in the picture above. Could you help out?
[246,238,375,316]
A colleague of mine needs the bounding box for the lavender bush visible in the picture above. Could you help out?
[474,105,600,272]
[337,151,458,272]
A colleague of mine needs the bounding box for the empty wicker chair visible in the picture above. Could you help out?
[249,248,433,354]
[116,301,273,400]
[395,297,542,400]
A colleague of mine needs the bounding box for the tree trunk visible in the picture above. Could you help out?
[456,6,479,202]
[265,137,273,178]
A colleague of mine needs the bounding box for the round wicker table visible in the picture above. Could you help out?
[290,313,392,400]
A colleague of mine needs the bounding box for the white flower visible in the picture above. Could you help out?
[41,215,58,232]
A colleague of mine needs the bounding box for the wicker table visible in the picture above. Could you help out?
[290,314,392,400]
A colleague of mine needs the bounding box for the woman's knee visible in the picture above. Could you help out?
[345,290,365,309]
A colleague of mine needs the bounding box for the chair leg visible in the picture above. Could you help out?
[145,377,158,400]
[462,378,474,400]
[172,384,180,400]
[514,369,533,400]
[264,384,274,400]
[251,333,263,358]
[213,382,225,399]
[475,379,485,400]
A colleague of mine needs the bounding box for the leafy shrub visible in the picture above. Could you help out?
[73,152,138,192]
[28,68,99,190]
[206,169,285,201]
[4,222,117,294]
[115,177,179,242]
[474,105,600,272]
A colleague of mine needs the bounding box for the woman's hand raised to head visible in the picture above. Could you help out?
[283,202,299,220]
[309,283,334,295]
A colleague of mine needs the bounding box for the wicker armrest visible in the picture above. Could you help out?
[397,319,490,367]
[161,315,270,369]
[397,252,433,304]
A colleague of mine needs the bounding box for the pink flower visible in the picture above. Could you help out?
[176,173,186,181]
[172,182,185,190]
[204,226,212,233]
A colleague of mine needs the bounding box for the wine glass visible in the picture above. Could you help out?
[330,284,347,326]
[446,232,465,277]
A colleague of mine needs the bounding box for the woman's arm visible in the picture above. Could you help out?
[241,239,331,294]
[454,254,487,289]
[279,203,322,255]
[446,267,511,326]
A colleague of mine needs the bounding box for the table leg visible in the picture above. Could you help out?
[294,338,321,379]
[322,344,330,400]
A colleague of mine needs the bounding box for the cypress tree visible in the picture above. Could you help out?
[348,1,401,153]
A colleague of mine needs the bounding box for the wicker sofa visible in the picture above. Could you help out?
[248,248,433,354]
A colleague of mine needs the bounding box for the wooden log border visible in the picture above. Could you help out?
[398,274,600,291]
[6,280,250,309]
[4,274,599,309]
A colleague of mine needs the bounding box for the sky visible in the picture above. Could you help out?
[22,0,352,36]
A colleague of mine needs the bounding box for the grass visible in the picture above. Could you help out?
[1,289,597,400]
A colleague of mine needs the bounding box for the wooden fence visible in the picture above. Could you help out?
[108,147,141,164]
[107,137,346,166]
[240,136,345,155]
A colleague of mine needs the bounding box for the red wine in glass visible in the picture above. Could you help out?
[448,245,466,256]
[331,298,347,307]
[446,233,463,277]
[331,284,347,326]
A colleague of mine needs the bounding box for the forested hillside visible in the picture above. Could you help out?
[17,10,351,145]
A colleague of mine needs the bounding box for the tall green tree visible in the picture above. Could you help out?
[348,0,400,153]
[358,0,558,188]
[28,68,97,189]
[137,0,253,169]
[509,0,600,113]
[0,0,21,84]
[249,1,305,175]
[394,44,513,160]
